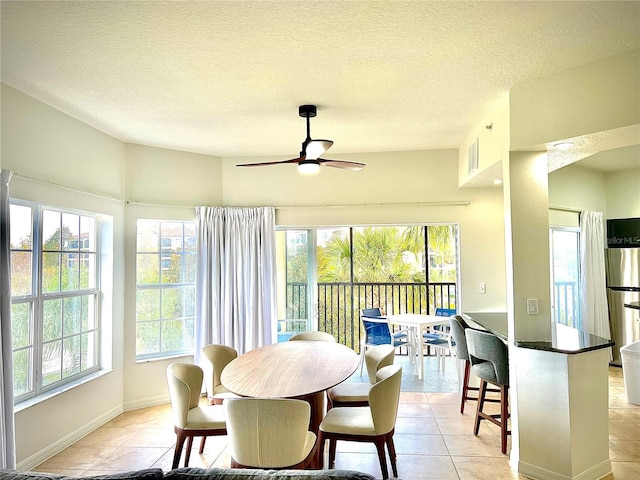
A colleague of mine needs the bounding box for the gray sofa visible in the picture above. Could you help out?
[0,468,378,480]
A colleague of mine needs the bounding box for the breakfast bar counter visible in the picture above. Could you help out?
[463,311,614,353]
[462,311,614,480]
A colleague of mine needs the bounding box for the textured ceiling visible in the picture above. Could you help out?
[2,1,639,170]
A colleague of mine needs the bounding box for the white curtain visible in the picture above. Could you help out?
[580,210,610,340]
[0,169,16,469]
[195,206,276,362]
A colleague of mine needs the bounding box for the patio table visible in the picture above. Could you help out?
[387,313,450,380]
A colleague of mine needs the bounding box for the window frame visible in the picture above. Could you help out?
[10,200,102,404]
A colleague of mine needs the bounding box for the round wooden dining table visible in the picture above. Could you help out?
[220,340,359,435]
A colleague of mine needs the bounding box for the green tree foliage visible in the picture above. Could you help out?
[287,244,308,283]
[318,234,351,282]
[317,226,447,283]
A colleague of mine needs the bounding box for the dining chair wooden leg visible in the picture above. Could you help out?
[172,430,187,469]
[184,435,195,467]
[386,433,398,478]
[328,438,338,469]
[473,380,487,436]
[373,438,389,480]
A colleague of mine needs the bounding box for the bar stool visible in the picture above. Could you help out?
[449,315,500,414]
[465,328,511,454]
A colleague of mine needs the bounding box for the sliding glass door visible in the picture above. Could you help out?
[276,224,459,349]
[275,230,315,341]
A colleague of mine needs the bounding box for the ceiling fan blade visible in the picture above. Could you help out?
[236,157,302,167]
[317,158,366,171]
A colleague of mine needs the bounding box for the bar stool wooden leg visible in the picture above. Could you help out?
[461,359,471,413]
[500,384,509,454]
[473,379,487,435]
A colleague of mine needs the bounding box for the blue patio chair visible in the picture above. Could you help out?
[359,308,412,376]
[423,307,457,372]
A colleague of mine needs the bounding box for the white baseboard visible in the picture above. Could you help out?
[16,394,171,472]
[519,459,612,480]
[17,404,124,471]
[123,393,170,412]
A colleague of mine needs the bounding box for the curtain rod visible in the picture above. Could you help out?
[126,200,196,208]
[275,201,471,209]
[11,173,470,210]
[549,205,581,213]
[12,173,125,203]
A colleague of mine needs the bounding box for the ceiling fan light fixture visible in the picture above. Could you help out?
[298,160,321,175]
[304,139,333,160]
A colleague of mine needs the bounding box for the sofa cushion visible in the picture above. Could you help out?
[0,469,164,480]
[164,467,377,480]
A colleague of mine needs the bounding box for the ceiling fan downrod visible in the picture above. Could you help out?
[299,105,317,154]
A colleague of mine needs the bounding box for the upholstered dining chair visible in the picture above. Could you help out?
[201,344,239,405]
[318,364,403,480]
[166,362,227,469]
[288,331,337,342]
[225,397,317,469]
[465,328,511,454]
[359,308,411,375]
[327,343,395,409]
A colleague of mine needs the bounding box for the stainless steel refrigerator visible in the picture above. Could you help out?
[606,247,640,366]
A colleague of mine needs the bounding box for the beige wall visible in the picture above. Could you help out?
[122,144,222,407]
[548,164,608,227]
[605,168,640,219]
[1,84,127,466]
[510,50,640,148]
[125,143,222,206]
[548,163,640,226]
[1,84,126,199]
[458,93,510,187]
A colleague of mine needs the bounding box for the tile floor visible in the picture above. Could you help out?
[32,358,640,480]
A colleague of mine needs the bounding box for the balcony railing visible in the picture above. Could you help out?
[283,280,581,348]
[553,281,580,329]
[283,281,456,352]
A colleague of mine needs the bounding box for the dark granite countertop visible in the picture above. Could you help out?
[462,311,614,355]
[461,312,508,341]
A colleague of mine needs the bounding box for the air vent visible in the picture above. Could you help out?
[468,138,479,174]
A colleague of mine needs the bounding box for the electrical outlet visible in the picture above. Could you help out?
[478,282,486,294]
[527,298,539,315]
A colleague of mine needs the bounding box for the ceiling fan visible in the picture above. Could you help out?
[236,105,366,174]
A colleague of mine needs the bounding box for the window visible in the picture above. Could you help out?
[10,202,100,402]
[550,227,581,328]
[136,220,196,360]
